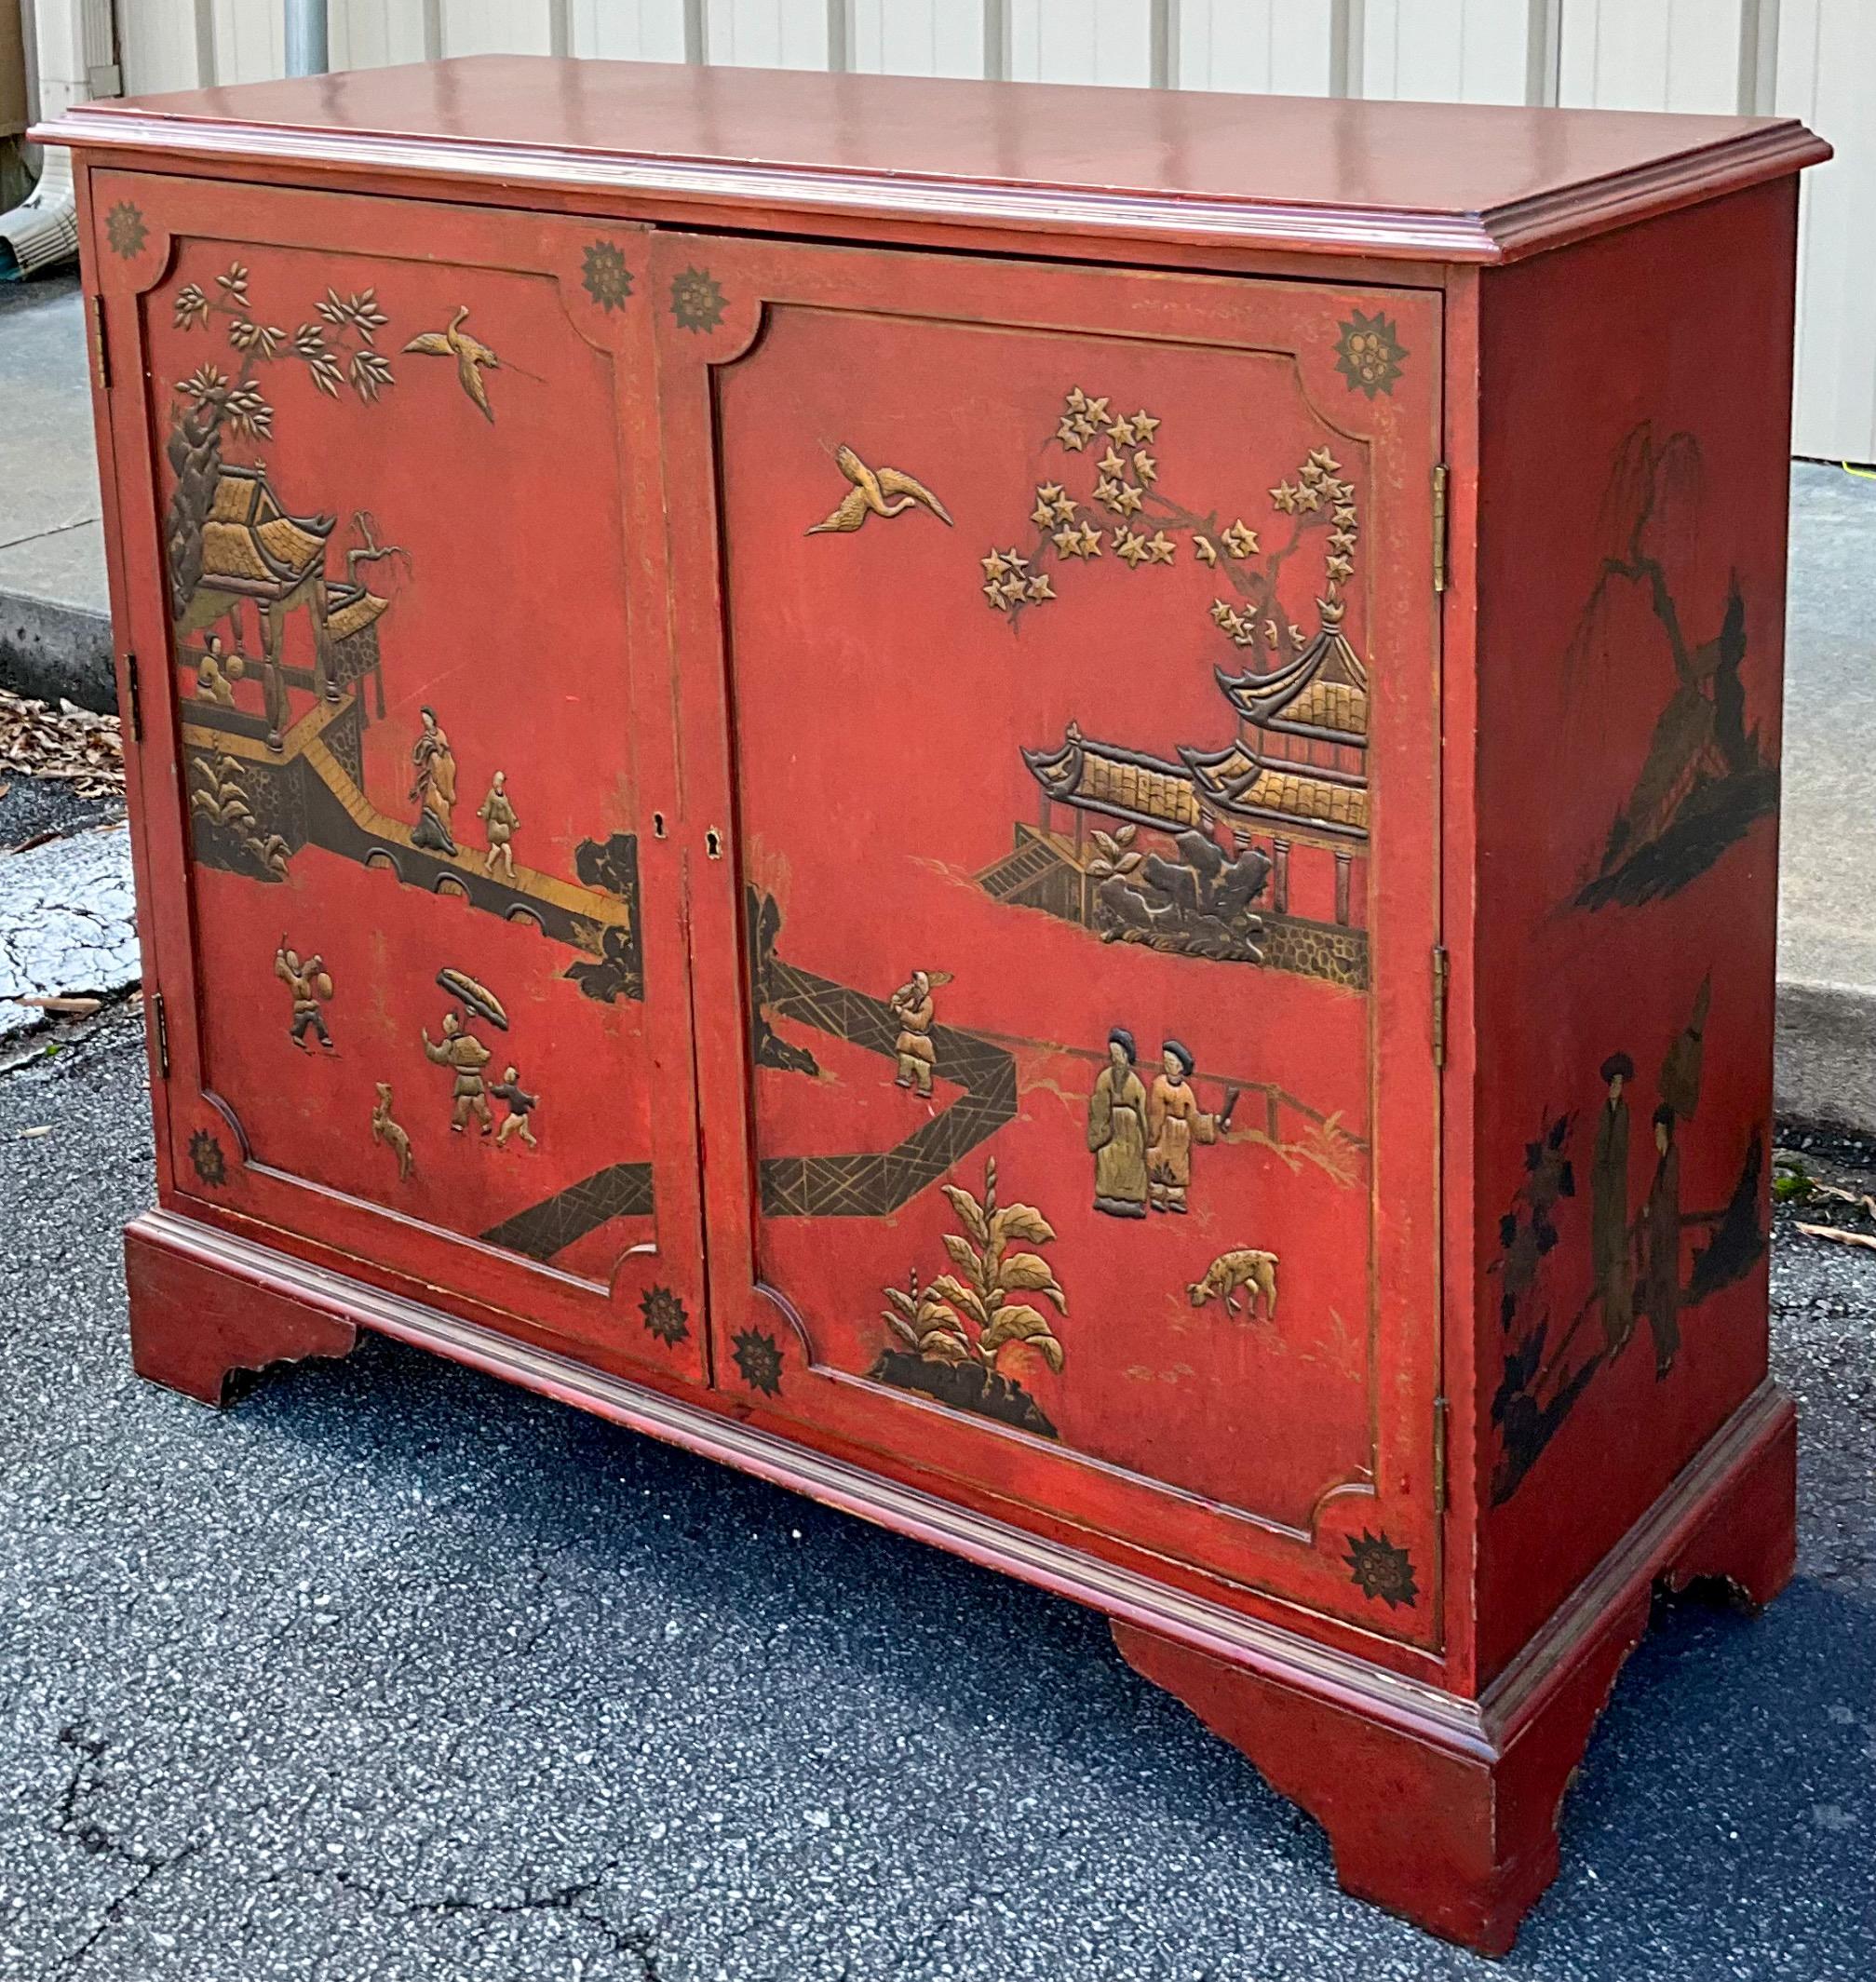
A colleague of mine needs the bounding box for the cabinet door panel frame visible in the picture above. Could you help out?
[90,171,709,1374]
[655,232,1446,1648]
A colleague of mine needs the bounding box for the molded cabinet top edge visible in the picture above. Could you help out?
[35,55,1829,266]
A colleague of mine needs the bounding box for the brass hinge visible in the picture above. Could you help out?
[123,653,143,743]
[1432,1395,1450,1513]
[1431,944,1450,1067]
[88,293,111,392]
[151,992,169,1079]
[1431,462,1449,594]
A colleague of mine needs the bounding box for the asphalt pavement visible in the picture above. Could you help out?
[0,997,1872,1981]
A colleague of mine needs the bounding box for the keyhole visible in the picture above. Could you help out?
[705,828,722,860]
[652,812,667,839]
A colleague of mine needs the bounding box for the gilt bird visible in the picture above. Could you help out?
[807,445,953,535]
[402,306,502,423]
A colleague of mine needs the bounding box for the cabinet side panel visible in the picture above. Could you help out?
[1471,182,1797,1686]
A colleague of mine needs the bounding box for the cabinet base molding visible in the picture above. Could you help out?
[1118,1384,1794,1954]
[127,1216,358,1405]
[125,1207,1792,1953]
[117,1212,1462,1722]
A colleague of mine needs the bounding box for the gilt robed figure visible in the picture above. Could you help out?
[1087,1027,1150,1219]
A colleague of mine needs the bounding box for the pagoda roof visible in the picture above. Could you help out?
[1216,618,1369,741]
[1023,727,1203,833]
[1023,723,1368,842]
[1181,742,1369,837]
[324,581,390,641]
[198,464,333,599]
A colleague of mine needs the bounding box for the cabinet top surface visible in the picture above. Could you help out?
[41,55,1828,265]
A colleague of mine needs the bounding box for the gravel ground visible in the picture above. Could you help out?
[0,775,118,852]
[0,1013,1870,1982]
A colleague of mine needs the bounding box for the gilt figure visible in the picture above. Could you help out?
[807,445,953,535]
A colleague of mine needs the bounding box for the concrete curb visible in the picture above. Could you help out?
[1776,977,1876,1136]
[0,587,115,712]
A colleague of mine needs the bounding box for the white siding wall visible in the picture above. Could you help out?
[1777,1,1876,460]
[1361,0,1542,106]
[1181,3,1337,97]
[704,0,829,71]
[850,1,983,80]
[329,3,433,69]
[570,3,689,63]
[106,0,1873,462]
[1558,0,1748,112]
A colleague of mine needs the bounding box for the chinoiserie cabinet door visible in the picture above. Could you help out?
[91,173,708,1377]
[655,235,1447,1647]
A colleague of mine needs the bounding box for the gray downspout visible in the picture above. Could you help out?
[284,0,329,78]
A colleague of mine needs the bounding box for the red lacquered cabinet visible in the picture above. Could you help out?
[41,61,1829,1953]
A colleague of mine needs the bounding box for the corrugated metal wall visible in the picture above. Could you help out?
[113,0,1872,461]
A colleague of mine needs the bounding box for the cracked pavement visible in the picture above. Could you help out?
[0,821,139,1042]
[0,1019,1869,1978]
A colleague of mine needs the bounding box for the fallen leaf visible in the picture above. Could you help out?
[1795,1222,1876,1253]
[0,687,124,797]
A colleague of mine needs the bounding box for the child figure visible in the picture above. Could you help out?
[196,634,247,708]
[491,1064,539,1149]
[479,771,520,882]
[888,969,937,1099]
[1144,1038,1236,1214]
[275,939,335,1052]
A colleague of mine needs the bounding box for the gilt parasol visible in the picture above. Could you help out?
[436,967,509,1031]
